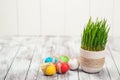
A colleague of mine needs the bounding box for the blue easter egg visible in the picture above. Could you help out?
[45,57,58,64]
[45,57,53,63]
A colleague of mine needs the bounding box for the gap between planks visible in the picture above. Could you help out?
[0,37,21,80]
[4,37,38,80]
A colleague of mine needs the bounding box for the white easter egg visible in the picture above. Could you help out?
[68,58,79,70]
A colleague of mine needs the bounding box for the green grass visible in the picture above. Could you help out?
[81,17,110,51]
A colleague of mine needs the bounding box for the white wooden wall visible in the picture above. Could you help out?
[0,0,120,37]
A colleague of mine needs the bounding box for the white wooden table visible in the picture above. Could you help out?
[0,36,120,80]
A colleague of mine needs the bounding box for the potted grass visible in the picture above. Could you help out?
[80,17,110,73]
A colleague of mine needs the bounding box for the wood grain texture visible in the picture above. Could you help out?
[0,0,17,36]
[0,37,20,80]
[25,37,45,80]
[90,0,113,36]
[79,66,90,80]
[0,36,120,80]
[65,0,89,36]
[57,72,68,80]
[105,47,120,80]
[41,0,65,36]
[107,43,120,80]
[68,70,79,80]
[37,37,58,80]
[113,0,120,37]
[0,0,120,37]
[89,66,110,80]
[17,0,41,35]
[5,37,37,80]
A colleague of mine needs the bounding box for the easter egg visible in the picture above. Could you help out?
[44,57,58,64]
[59,55,69,63]
[55,62,69,74]
[68,58,79,70]
[41,63,56,76]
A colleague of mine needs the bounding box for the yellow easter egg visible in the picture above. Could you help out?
[41,63,56,76]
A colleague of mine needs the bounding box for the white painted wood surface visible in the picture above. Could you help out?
[0,37,20,80]
[90,0,113,36]
[113,0,120,37]
[41,0,65,36]
[0,0,17,36]
[17,0,41,35]
[65,0,89,36]
[5,37,37,80]
[0,0,120,37]
[0,36,120,80]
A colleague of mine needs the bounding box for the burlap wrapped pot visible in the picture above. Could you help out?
[80,48,105,73]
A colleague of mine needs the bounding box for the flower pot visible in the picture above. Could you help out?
[79,48,105,73]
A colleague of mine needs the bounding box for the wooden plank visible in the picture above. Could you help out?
[68,70,79,80]
[1,36,119,80]
[0,37,20,80]
[37,36,58,80]
[103,65,111,80]
[0,0,17,36]
[107,43,120,79]
[33,37,49,80]
[17,0,40,35]
[5,38,37,80]
[35,43,48,80]
[0,37,12,51]
[89,65,110,80]
[41,0,64,36]
[113,0,120,37]
[57,72,69,80]
[47,74,58,80]
[25,37,46,80]
[79,66,90,80]
[105,46,120,80]
[65,0,89,36]
[62,37,79,80]
[90,0,113,36]
[90,73,100,80]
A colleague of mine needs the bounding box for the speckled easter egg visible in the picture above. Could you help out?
[44,57,58,64]
[68,58,79,70]
[41,63,56,76]
[55,62,69,74]
[59,55,69,63]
